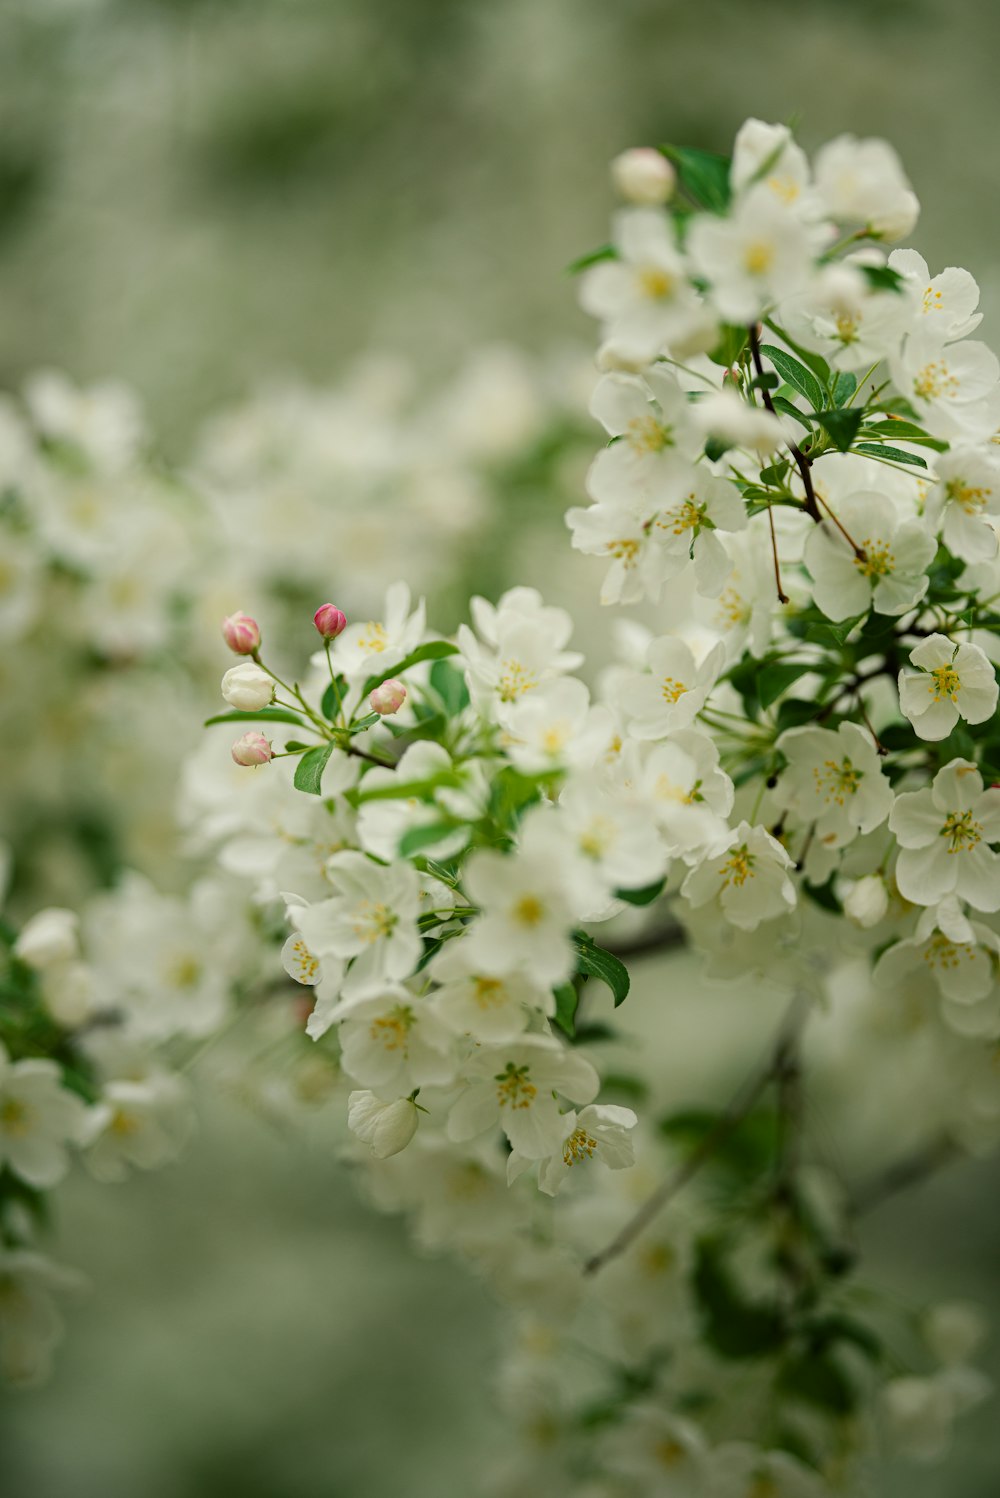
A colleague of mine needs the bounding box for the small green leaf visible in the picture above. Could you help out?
[614,878,667,907]
[661,144,732,213]
[429,658,470,714]
[204,707,307,728]
[573,934,630,1008]
[704,436,731,462]
[832,371,857,407]
[361,641,459,697]
[854,441,927,470]
[566,244,616,275]
[294,743,335,796]
[348,712,381,734]
[816,407,863,452]
[553,983,580,1038]
[859,263,905,294]
[759,344,825,412]
[354,770,461,805]
[321,675,348,720]
[398,822,459,858]
[770,395,814,430]
[707,323,749,368]
[758,660,816,711]
[859,419,945,450]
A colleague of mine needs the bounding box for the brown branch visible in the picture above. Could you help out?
[583,988,813,1276]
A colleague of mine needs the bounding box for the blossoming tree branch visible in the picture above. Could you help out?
[4,117,1000,1494]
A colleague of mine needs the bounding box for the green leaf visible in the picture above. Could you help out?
[832,371,857,407]
[802,874,842,914]
[573,934,630,1008]
[348,712,381,734]
[770,395,814,431]
[294,743,335,796]
[775,697,821,731]
[704,435,731,462]
[398,822,459,858]
[859,263,905,294]
[566,244,616,275]
[777,1350,858,1415]
[693,1238,786,1359]
[759,344,825,412]
[552,983,579,1038]
[614,878,667,907]
[859,419,946,450]
[707,323,749,368]
[429,658,470,715]
[354,770,461,805]
[854,441,927,470]
[758,660,816,711]
[661,145,732,214]
[361,641,459,697]
[816,407,863,452]
[204,707,307,728]
[321,675,347,720]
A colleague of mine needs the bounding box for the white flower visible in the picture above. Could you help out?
[84,1074,193,1183]
[336,986,455,1093]
[648,464,748,598]
[814,133,919,239]
[628,731,733,863]
[708,1443,828,1497]
[463,808,578,985]
[898,634,998,741]
[585,369,702,498]
[25,370,146,473]
[220,661,274,711]
[578,209,713,363]
[554,774,668,912]
[775,721,893,847]
[601,1404,709,1495]
[502,678,614,774]
[882,1369,991,1463]
[0,1043,92,1189]
[803,491,935,620]
[429,940,553,1043]
[565,493,667,606]
[290,851,423,998]
[355,741,472,861]
[0,1250,87,1388]
[681,820,796,930]
[458,587,582,722]
[692,388,788,455]
[347,1091,420,1158]
[327,580,426,681]
[446,1034,599,1159]
[617,635,725,740]
[731,118,813,213]
[924,446,1000,563]
[781,260,914,372]
[687,185,815,322]
[888,249,982,341]
[888,759,1000,911]
[875,906,999,1005]
[509,1103,637,1196]
[13,908,79,970]
[890,330,1000,442]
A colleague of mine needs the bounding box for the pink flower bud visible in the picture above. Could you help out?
[370,679,406,715]
[231,731,273,767]
[221,611,261,655]
[314,604,347,640]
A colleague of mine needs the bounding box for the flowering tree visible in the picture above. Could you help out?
[3,119,1000,1493]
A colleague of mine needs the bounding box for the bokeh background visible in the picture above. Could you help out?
[1,0,999,1492]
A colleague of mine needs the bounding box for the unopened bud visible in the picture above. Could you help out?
[347,1091,419,1158]
[14,908,79,970]
[370,679,406,715]
[221,611,261,655]
[611,148,675,206]
[314,604,347,640]
[221,662,274,711]
[231,731,272,767]
[843,874,889,928]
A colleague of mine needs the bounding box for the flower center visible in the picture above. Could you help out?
[0,1099,31,1136]
[498,658,539,702]
[743,241,775,276]
[606,537,640,565]
[563,1126,598,1165]
[854,538,895,579]
[913,359,958,401]
[358,621,388,653]
[660,675,688,704]
[812,755,863,806]
[472,977,506,1009]
[715,585,749,629]
[922,284,944,314]
[579,815,617,858]
[946,478,989,514]
[834,311,859,344]
[923,932,972,970]
[941,809,982,853]
[353,900,398,943]
[370,1004,414,1051]
[930,664,961,702]
[637,266,675,300]
[657,497,702,536]
[513,894,545,928]
[719,844,755,887]
[626,413,674,453]
[494,1062,537,1110]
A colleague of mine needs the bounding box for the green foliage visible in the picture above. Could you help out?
[293,743,335,795]
[428,658,470,715]
[854,441,927,470]
[614,878,667,906]
[552,982,581,1038]
[204,706,307,728]
[708,324,749,369]
[572,932,630,1008]
[360,641,459,697]
[757,660,816,711]
[566,244,617,275]
[759,345,825,412]
[661,145,732,214]
[321,675,347,720]
[816,407,863,452]
[693,1238,786,1359]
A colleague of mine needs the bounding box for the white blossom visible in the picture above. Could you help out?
[889,759,1000,910]
[803,491,935,620]
[898,633,998,741]
[681,821,796,930]
[447,1035,599,1159]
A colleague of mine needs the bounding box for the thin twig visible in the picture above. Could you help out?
[583,988,813,1276]
[851,1135,959,1216]
[767,502,789,605]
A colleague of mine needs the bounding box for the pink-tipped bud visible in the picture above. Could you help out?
[314,604,347,640]
[222,611,261,655]
[231,731,273,767]
[370,679,406,715]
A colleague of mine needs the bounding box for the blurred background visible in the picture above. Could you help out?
[1,0,999,1492]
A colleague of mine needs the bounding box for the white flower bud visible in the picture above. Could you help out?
[231,731,273,767]
[610,148,675,206]
[843,874,889,928]
[14,908,79,970]
[370,679,406,715]
[347,1090,419,1158]
[221,662,274,711]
